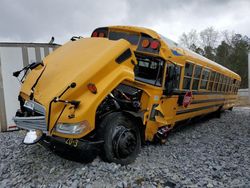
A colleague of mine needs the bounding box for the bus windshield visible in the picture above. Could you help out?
[134,54,164,87]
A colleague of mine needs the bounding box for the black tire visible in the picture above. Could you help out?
[99,112,141,165]
[214,106,223,118]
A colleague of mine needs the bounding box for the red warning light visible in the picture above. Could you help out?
[150,40,160,50]
[92,31,98,37]
[87,83,97,94]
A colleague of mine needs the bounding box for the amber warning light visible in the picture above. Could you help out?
[142,39,150,48]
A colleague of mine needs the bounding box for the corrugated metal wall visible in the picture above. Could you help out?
[0,43,60,132]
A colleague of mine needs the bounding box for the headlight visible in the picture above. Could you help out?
[55,121,88,134]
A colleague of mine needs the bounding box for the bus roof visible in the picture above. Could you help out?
[160,35,241,80]
[109,25,161,39]
[106,26,240,80]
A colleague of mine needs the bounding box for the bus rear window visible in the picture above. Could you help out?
[109,31,139,45]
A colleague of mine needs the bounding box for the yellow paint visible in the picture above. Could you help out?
[18,26,241,142]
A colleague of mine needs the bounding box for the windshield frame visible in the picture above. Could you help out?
[134,53,165,87]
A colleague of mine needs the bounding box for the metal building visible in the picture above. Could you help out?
[0,42,60,132]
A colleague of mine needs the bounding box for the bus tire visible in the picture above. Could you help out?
[214,106,223,118]
[99,112,141,165]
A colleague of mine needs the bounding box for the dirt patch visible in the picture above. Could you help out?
[236,96,250,107]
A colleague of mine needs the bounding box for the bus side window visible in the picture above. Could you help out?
[232,79,236,93]
[200,69,210,90]
[228,78,231,92]
[225,77,229,92]
[219,75,223,91]
[229,78,233,93]
[192,65,202,90]
[237,81,241,93]
[183,62,194,90]
[208,71,215,91]
[234,80,237,94]
[213,72,219,91]
[222,75,227,92]
[221,76,224,91]
[218,74,223,91]
[216,74,221,91]
[175,65,181,89]
[164,63,181,94]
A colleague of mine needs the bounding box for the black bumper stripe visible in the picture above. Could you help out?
[176,104,222,115]
[191,98,236,104]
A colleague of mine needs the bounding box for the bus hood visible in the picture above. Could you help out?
[20,38,136,134]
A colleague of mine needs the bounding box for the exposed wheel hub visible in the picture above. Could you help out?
[113,126,137,159]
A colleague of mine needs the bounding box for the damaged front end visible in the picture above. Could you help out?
[13,37,136,147]
[13,99,47,144]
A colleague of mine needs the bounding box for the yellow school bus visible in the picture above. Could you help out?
[13,26,241,164]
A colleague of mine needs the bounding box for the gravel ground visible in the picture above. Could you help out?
[0,107,249,188]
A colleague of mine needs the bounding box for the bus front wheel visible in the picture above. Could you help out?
[99,112,141,165]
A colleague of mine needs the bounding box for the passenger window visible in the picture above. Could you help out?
[208,71,215,91]
[229,79,233,93]
[200,69,210,90]
[237,81,241,93]
[217,74,222,91]
[222,76,227,92]
[174,66,181,89]
[184,63,194,76]
[165,63,181,92]
[183,62,194,90]
[192,65,202,90]
[225,77,229,92]
[213,72,219,91]
[183,78,191,90]
[193,65,202,78]
[219,75,224,92]
[233,79,237,93]
[232,79,237,94]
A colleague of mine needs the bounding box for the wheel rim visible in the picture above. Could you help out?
[112,125,137,159]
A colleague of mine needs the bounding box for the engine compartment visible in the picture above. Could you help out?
[96,84,142,119]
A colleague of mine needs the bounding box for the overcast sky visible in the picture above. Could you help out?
[0,0,249,44]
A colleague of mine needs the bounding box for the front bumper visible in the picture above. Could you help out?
[13,116,48,133]
[13,99,47,132]
[42,136,103,151]
[13,115,47,144]
[40,136,103,162]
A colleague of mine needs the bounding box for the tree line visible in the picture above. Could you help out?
[179,27,250,88]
